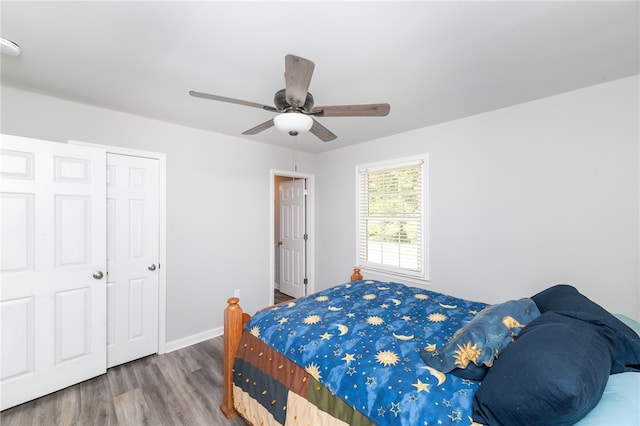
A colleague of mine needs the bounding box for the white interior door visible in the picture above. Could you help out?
[278,178,306,298]
[106,153,159,368]
[1,134,106,410]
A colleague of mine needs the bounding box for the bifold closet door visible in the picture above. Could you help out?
[106,153,159,368]
[0,134,107,410]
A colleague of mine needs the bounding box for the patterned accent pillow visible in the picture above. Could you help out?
[421,298,540,380]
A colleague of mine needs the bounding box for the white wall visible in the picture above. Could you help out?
[315,76,640,321]
[1,86,317,345]
[3,74,638,343]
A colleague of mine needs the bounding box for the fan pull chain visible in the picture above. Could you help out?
[292,134,298,180]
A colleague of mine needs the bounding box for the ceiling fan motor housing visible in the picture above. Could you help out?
[274,88,314,112]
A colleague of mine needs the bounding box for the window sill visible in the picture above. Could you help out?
[357,267,431,288]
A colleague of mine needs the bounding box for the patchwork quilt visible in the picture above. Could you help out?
[233,280,488,425]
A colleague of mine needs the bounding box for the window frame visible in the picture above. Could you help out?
[355,154,429,283]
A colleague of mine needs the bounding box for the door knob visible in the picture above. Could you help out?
[93,271,104,279]
[148,264,157,271]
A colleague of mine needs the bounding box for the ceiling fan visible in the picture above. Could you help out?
[189,54,390,142]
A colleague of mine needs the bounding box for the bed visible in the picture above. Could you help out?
[220,269,640,426]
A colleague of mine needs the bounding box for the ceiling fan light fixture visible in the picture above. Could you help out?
[274,112,313,136]
[1,37,21,56]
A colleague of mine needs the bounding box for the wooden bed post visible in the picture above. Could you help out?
[351,267,362,282]
[221,270,360,419]
[220,297,244,419]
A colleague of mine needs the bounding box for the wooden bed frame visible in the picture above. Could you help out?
[220,267,363,419]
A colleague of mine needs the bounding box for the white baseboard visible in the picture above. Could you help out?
[163,326,224,353]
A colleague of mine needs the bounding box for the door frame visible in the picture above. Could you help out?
[270,169,314,305]
[69,141,167,355]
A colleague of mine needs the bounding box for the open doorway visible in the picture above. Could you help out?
[271,170,314,305]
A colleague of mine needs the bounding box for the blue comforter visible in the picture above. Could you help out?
[246,280,488,425]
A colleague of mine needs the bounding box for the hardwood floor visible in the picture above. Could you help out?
[274,289,294,305]
[1,336,246,426]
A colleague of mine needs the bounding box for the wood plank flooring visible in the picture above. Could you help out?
[1,336,246,426]
[274,289,294,305]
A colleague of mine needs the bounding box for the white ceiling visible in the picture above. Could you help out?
[1,1,638,153]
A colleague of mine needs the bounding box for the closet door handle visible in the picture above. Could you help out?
[93,271,104,279]
[148,264,157,271]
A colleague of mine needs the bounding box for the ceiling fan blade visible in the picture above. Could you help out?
[285,54,315,108]
[242,119,275,135]
[189,91,278,112]
[309,118,337,142]
[313,103,390,117]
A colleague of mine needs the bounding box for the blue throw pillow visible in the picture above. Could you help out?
[447,363,489,381]
[422,298,539,380]
[472,311,617,426]
[532,284,640,373]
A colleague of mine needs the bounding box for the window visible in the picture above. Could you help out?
[356,155,428,281]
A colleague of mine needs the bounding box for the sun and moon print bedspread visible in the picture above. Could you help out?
[243,280,488,425]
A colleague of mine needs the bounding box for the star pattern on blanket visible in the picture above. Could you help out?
[247,280,487,425]
[412,379,431,393]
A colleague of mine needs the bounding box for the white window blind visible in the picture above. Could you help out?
[357,157,427,279]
